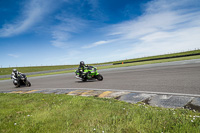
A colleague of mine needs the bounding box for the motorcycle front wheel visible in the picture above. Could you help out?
[26,80,31,87]
[97,74,103,81]
[13,80,20,88]
[15,84,20,88]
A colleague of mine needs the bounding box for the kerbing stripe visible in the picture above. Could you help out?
[24,90,39,93]
[81,90,94,95]
[9,91,25,93]
[98,91,113,98]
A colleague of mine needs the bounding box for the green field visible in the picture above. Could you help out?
[113,49,200,64]
[98,55,200,70]
[0,93,199,133]
[0,65,78,76]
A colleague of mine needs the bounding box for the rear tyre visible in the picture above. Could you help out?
[82,75,87,82]
[97,74,103,81]
[82,78,87,82]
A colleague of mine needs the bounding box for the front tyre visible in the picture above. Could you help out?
[13,80,20,88]
[26,80,31,87]
[15,84,20,88]
[97,74,103,81]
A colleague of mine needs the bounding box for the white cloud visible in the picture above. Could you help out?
[0,0,55,37]
[51,16,88,48]
[95,0,200,60]
[51,30,71,48]
[59,50,81,61]
[8,54,19,58]
[82,40,116,49]
[86,0,99,11]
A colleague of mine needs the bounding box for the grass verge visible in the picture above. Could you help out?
[0,93,199,133]
[113,49,200,64]
[98,55,200,69]
[0,70,75,80]
[0,65,78,76]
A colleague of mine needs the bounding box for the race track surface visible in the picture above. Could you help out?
[1,59,200,95]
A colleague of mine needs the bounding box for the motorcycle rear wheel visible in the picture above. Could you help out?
[81,75,87,82]
[82,79,87,82]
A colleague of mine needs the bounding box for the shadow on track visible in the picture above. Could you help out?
[13,84,31,89]
[75,80,97,83]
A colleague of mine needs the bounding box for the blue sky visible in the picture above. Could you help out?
[0,0,200,67]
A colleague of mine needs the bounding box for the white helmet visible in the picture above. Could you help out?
[13,69,17,73]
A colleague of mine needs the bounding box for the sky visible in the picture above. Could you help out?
[0,0,200,67]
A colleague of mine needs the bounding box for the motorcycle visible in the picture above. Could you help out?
[75,66,103,82]
[13,73,31,88]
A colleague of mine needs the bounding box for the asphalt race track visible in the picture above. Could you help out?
[0,59,200,95]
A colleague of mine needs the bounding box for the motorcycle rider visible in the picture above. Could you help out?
[11,69,22,80]
[78,61,88,78]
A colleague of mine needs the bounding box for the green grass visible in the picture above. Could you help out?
[0,93,199,133]
[98,55,200,69]
[113,49,200,64]
[0,65,78,76]
[0,70,75,80]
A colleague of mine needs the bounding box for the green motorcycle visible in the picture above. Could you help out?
[75,66,103,82]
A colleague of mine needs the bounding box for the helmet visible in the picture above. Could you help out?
[13,69,17,73]
[80,61,85,67]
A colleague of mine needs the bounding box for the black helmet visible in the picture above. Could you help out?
[80,61,85,67]
[13,69,17,73]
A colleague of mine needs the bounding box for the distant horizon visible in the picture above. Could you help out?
[1,0,200,68]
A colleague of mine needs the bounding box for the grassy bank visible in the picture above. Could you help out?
[113,49,200,64]
[98,55,200,70]
[0,65,78,76]
[0,93,199,133]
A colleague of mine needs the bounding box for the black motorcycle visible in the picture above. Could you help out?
[13,73,31,88]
